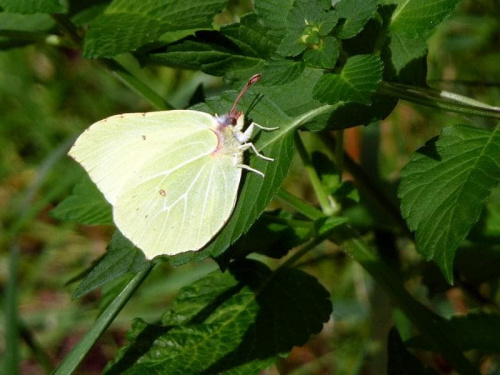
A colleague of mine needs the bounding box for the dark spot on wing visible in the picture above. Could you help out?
[159,189,166,197]
[142,135,146,140]
[141,113,146,117]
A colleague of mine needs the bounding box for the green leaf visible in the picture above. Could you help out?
[254,0,294,36]
[260,59,305,86]
[72,231,149,300]
[382,29,428,79]
[335,0,378,39]
[313,55,384,105]
[387,0,462,38]
[277,0,339,57]
[142,14,275,81]
[50,175,113,225]
[170,91,296,266]
[83,0,228,58]
[303,36,339,69]
[387,328,438,375]
[104,259,332,374]
[398,125,500,283]
[0,0,67,14]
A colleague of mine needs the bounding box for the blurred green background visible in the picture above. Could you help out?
[1,0,499,373]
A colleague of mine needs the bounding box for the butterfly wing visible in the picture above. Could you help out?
[69,110,217,205]
[114,150,241,258]
[69,110,242,258]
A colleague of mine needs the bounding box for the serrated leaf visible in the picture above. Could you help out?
[50,174,112,225]
[399,125,500,283]
[254,0,294,34]
[313,55,384,105]
[335,0,378,39]
[276,28,306,57]
[304,36,339,69]
[382,29,428,78]
[260,59,305,86]
[388,0,462,38]
[409,313,500,353]
[142,14,275,81]
[277,0,339,57]
[104,259,332,374]
[388,328,438,375]
[72,231,149,300]
[169,91,296,266]
[83,0,228,58]
[0,0,67,14]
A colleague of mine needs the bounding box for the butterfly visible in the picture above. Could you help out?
[69,74,277,259]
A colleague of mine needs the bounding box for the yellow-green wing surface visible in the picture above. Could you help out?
[69,110,242,258]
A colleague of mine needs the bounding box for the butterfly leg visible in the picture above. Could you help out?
[237,163,265,178]
[236,122,279,143]
[239,142,274,161]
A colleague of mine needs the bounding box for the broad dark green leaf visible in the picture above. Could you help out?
[385,0,462,38]
[277,0,338,57]
[72,231,149,300]
[50,174,113,225]
[260,59,305,86]
[399,125,500,283]
[335,0,378,39]
[380,0,461,81]
[313,55,384,105]
[0,0,67,14]
[83,0,228,58]
[169,91,296,266]
[104,259,332,374]
[253,0,294,37]
[303,36,339,69]
[142,14,275,81]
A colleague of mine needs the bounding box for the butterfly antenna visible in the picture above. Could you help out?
[229,74,261,122]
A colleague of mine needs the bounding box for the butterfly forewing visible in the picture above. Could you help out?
[69,111,218,204]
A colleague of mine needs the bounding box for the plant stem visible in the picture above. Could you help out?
[276,190,477,374]
[333,226,479,375]
[276,188,324,221]
[379,81,500,120]
[319,132,412,237]
[51,265,154,375]
[294,132,336,215]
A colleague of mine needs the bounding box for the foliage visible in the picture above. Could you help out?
[2,0,500,374]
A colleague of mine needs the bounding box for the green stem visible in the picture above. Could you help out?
[276,190,477,374]
[294,132,336,215]
[51,265,154,375]
[379,81,500,120]
[276,188,324,221]
[333,226,479,375]
[319,132,412,237]
[279,223,342,270]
